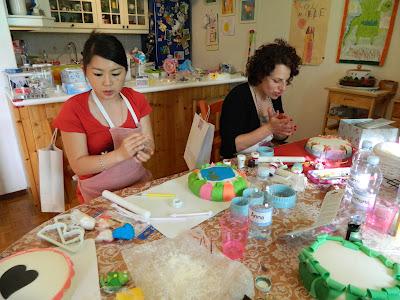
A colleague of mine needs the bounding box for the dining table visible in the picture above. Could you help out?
[1,149,399,299]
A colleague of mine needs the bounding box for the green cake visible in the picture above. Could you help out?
[299,234,400,299]
[188,163,248,202]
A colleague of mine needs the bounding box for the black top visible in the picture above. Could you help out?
[219,82,284,158]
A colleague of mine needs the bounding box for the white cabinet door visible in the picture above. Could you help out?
[49,0,98,29]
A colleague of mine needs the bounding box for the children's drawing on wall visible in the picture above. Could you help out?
[222,0,235,15]
[222,16,235,36]
[205,12,219,50]
[289,0,331,65]
[240,0,256,23]
[336,0,399,66]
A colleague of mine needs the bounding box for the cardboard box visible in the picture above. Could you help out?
[339,119,399,149]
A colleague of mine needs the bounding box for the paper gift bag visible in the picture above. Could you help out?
[38,129,65,212]
[184,113,215,170]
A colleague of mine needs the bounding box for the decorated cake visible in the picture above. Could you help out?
[299,235,400,300]
[305,135,352,160]
[188,163,248,201]
[0,248,74,300]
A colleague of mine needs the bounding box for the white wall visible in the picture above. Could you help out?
[192,0,400,141]
[0,0,27,194]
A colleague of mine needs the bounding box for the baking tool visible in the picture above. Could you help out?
[258,156,306,163]
[170,211,213,218]
[37,222,84,253]
[102,190,151,219]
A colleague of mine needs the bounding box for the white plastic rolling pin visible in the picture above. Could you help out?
[258,156,306,163]
[102,190,151,219]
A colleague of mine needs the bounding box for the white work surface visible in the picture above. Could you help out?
[61,239,101,300]
[125,174,231,238]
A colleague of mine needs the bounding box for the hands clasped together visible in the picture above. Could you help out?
[117,133,154,163]
[264,107,297,137]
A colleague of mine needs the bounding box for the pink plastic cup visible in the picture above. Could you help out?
[219,213,249,260]
[366,201,398,234]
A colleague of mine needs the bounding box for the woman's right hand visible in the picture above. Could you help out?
[264,107,296,136]
[116,133,150,160]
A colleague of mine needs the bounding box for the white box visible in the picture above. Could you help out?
[338,119,399,149]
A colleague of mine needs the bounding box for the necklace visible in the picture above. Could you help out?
[251,86,272,124]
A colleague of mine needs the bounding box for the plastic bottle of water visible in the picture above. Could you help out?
[352,140,373,166]
[248,199,273,239]
[343,140,373,205]
[348,155,383,222]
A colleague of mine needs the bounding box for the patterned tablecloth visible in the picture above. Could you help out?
[1,168,398,300]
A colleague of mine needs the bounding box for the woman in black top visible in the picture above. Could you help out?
[220,39,301,158]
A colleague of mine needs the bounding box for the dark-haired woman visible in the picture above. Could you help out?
[53,32,154,202]
[220,39,301,159]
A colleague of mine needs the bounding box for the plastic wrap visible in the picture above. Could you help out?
[121,230,254,299]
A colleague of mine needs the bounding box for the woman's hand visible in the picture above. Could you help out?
[116,133,151,160]
[265,107,296,136]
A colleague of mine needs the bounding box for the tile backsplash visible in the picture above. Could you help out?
[11,32,142,65]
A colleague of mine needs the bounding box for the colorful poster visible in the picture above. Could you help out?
[222,16,235,36]
[289,0,331,65]
[240,0,256,23]
[337,0,399,66]
[222,0,235,15]
[206,12,219,50]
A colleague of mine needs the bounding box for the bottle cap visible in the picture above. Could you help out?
[255,275,272,293]
[361,140,373,150]
[367,155,379,165]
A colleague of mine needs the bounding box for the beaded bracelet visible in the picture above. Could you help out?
[99,155,106,172]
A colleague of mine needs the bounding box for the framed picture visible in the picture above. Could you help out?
[336,0,399,66]
[222,0,235,15]
[240,0,256,23]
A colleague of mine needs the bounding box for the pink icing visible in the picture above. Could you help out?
[199,183,213,200]
[0,248,75,300]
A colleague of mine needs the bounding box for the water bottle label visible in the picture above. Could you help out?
[352,193,376,210]
[249,206,272,226]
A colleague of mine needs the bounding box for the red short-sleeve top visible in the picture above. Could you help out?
[53,87,152,155]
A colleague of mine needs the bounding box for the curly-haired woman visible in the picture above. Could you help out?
[220,39,301,158]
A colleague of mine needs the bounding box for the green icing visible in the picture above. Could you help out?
[342,240,360,251]
[377,255,394,268]
[368,289,390,299]
[299,235,400,300]
[393,264,400,280]
[211,182,224,202]
[232,177,247,196]
[188,172,206,196]
[383,287,400,300]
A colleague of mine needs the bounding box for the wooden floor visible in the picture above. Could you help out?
[0,190,59,252]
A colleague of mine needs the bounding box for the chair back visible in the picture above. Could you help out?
[197,99,224,162]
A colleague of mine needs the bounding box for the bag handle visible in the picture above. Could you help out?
[50,128,58,146]
[205,105,210,122]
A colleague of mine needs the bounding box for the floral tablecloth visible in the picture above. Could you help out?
[1,168,398,300]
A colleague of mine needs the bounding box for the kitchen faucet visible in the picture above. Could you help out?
[67,42,80,64]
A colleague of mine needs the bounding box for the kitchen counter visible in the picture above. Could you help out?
[9,76,244,208]
[9,75,246,107]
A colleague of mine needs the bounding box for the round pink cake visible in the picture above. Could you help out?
[305,135,352,161]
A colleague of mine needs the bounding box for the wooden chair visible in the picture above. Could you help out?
[197,99,224,163]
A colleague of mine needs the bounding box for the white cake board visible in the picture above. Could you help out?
[125,174,231,238]
[60,239,101,300]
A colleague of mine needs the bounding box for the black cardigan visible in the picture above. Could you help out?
[219,82,284,158]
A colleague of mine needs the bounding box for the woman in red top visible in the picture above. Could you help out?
[53,32,154,203]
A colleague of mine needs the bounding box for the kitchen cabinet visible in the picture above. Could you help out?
[97,0,148,31]
[49,0,98,28]
[322,85,397,135]
[49,0,148,32]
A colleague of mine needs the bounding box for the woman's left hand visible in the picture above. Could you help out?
[135,143,154,162]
